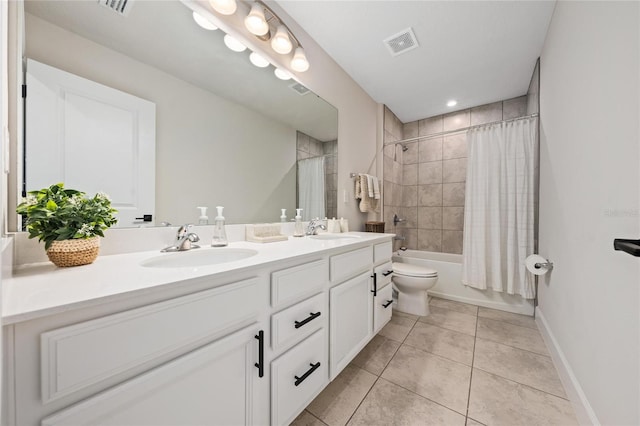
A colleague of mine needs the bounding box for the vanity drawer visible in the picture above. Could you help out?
[271,329,328,426]
[374,261,394,288]
[373,282,394,333]
[40,277,264,404]
[271,259,328,308]
[271,293,326,354]
[374,241,393,264]
[330,246,372,283]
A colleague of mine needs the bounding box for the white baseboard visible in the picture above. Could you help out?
[428,290,535,316]
[535,308,600,426]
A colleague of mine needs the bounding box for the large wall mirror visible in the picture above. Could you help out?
[16,0,338,228]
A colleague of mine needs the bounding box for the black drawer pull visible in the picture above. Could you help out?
[371,273,377,296]
[294,362,321,386]
[382,300,393,308]
[382,270,393,276]
[294,312,321,329]
[254,330,264,378]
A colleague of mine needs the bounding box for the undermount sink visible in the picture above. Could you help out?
[141,248,258,268]
[309,234,361,241]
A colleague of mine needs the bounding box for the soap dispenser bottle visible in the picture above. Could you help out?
[211,206,228,247]
[280,209,287,222]
[197,206,209,225]
[294,208,304,237]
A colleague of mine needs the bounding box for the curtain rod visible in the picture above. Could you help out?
[384,112,539,146]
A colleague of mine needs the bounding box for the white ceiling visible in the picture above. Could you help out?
[277,1,556,123]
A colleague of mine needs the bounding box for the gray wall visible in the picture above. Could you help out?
[296,132,337,219]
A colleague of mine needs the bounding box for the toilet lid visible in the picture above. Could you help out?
[392,262,438,278]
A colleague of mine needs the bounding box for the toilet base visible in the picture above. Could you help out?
[395,291,430,317]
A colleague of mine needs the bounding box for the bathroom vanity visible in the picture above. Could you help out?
[2,232,393,426]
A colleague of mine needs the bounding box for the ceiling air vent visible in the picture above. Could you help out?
[97,0,134,17]
[289,82,310,96]
[383,27,419,57]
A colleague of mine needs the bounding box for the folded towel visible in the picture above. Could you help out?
[354,174,363,199]
[366,174,375,198]
[371,175,380,200]
[357,175,379,213]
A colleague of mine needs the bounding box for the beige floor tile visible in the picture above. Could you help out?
[476,318,548,355]
[350,334,401,376]
[478,307,537,329]
[348,378,465,426]
[392,309,420,321]
[430,297,479,316]
[468,369,577,426]
[307,365,377,426]
[465,418,486,426]
[290,410,327,426]
[405,321,475,365]
[419,305,477,336]
[378,315,416,342]
[381,344,471,414]
[474,338,566,398]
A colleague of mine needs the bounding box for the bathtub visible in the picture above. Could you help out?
[392,250,534,316]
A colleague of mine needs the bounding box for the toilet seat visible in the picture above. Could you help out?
[392,262,438,278]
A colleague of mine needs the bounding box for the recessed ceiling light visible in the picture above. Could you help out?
[192,11,218,30]
[447,100,457,107]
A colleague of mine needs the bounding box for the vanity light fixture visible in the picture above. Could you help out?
[249,52,270,68]
[290,47,309,72]
[209,0,237,15]
[271,25,293,54]
[244,3,269,36]
[224,34,247,52]
[447,99,458,107]
[193,11,218,30]
[274,68,292,80]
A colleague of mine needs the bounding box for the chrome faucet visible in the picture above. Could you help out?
[306,218,327,235]
[161,224,201,252]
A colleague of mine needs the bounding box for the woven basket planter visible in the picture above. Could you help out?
[46,237,100,267]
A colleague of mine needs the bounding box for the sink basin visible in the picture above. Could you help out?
[141,248,258,268]
[309,234,360,241]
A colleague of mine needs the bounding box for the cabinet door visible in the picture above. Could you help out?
[329,271,373,379]
[41,325,268,426]
[373,283,393,334]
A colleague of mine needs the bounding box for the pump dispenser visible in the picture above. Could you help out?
[197,206,209,225]
[280,209,287,222]
[294,208,304,237]
[211,206,228,247]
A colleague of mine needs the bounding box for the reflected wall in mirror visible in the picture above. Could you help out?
[18,0,338,227]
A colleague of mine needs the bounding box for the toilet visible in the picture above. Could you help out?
[391,262,439,316]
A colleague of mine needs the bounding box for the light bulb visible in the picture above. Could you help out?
[224,34,246,52]
[290,47,309,72]
[274,68,292,80]
[271,25,292,54]
[244,4,269,36]
[447,99,457,107]
[192,11,218,30]
[249,52,270,68]
[209,0,237,15]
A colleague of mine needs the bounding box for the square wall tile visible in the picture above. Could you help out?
[443,110,470,132]
[418,162,443,185]
[402,185,418,207]
[443,158,467,183]
[418,207,443,230]
[470,101,502,126]
[393,160,402,184]
[383,143,395,159]
[403,164,418,185]
[503,95,528,120]
[297,132,310,152]
[442,133,467,159]
[418,138,443,162]
[418,229,442,252]
[384,106,394,132]
[383,159,393,183]
[443,183,466,206]
[419,115,443,136]
[404,228,418,249]
[404,121,419,139]
[400,206,418,228]
[442,230,463,254]
[403,142,419,164]
[442,207,464,230]
[298,150,309,160]
[418,184,443,207]
[384,130,397,144]
[393,183,403,206]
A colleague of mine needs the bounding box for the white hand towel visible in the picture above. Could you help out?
[371,175,380,200]
[366,174,375,198]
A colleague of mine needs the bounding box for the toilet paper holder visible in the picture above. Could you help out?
[534,260,554,270]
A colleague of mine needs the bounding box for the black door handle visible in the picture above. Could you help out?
[254,330,264,378]
[371,272,377,297]
[383,300,393,308]
[382,270,393,276]
[134,214,153,222]
[294,362,321,386]
[295,312,321,329]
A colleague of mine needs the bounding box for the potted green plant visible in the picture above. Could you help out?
[16,183,118,267]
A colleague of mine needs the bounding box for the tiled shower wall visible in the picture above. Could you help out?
[382,106,404,248]
[383,96,529,254]
[296,132,338,219]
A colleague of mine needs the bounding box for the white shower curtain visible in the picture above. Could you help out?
[298,156,326,221]
[461,117,537,299]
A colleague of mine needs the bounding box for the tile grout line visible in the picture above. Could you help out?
[465,308,480,421]
[473,334,553,358]
[472,366,570,402]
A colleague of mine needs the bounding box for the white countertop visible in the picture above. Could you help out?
[2,232,393,325]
